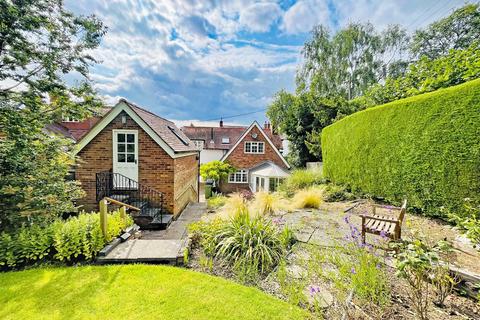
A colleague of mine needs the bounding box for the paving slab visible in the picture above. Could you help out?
[97,202,206,265]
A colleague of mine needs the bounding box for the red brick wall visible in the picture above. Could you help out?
[224,126,288,169]
[220,125,288,193]
[173,154,199,215]
[76,111,175,213]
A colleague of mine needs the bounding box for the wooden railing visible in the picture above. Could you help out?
[98,197,140,238]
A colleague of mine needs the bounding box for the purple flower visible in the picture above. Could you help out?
[350,267,356,274]
[376,263,382,269]
[308,285,321,297]
[379,230,387,239]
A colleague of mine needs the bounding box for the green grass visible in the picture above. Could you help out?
[0,265,307,320]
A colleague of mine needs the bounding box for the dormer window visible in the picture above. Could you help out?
[244,141,264,154]
[62,116,79,122]
[221,137,230,144]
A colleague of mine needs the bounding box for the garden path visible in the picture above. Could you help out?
[97,202,206,265]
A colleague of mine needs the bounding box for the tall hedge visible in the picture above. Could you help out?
[322,79,480,217]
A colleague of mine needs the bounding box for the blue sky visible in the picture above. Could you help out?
[66,0,466,126]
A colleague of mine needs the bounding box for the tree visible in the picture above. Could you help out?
[411,4,480,59]
[200,161,236,184]
[298,23,409,100]
[0,0,106,231]
[267,91,357,166]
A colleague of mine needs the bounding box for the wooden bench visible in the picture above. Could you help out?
[361,199,407,243]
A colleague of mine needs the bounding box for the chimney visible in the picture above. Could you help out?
[264,121,271,132]
[219,118,223,127]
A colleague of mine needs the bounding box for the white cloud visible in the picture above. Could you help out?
[281,0,331,34]
[239,2,282,32]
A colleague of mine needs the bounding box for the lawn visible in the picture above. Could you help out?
[0,265,307,320]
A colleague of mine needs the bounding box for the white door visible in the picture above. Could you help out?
[254,176,266,192]
[113,130,138,189]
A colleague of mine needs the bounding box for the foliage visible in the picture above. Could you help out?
[322,79,480,218]
[299,23,408,100]
[267,90,359,166]
[410,4,480,59]
[250,192,287,216]
[447,198,480,248]
[394,238,452,320]
[207,194,227,209]
[292,187,323,209]
[216,192,249,219]
[279,168,324,196]
[362,42,480,106]
[0,0,106,231]
[322,184,355,202]
[213,210,292,277]
[200,161,236,183]
[190,210,293,281]
[0,211,132,269]
[0,265,308,320]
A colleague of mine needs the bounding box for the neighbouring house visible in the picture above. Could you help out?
[53,99,200,228]
[183,121,290,193]
[182,120,288,164]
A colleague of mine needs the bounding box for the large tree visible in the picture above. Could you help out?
[411,4,480,59]
[298,23,408,100]
[269,23,407,166]
[0,0,106,231]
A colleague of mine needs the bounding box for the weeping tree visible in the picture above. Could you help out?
[0,0,106,231]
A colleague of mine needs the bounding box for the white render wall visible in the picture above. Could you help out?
[199,149,226,164]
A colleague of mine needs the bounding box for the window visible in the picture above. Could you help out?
[193,140,204,150]
[269,177,285,192]
[116,133,136,163]
[244,141,264,154]
[221,137,230,144]
[228,169,248,183]
[62,116,79,122]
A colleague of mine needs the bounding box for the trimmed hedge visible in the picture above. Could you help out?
[322,79,480,217]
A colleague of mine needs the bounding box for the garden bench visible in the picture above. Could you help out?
[361,199,407,243]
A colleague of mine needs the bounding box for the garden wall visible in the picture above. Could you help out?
[321,79,480,217]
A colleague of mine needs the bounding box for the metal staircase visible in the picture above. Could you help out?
[96,171,173,229]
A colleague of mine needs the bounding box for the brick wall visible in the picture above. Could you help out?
[76,111,176,213]
[220,125,288,193]
[173,154,199,215]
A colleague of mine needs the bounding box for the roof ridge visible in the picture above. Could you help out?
[120,98,174,125]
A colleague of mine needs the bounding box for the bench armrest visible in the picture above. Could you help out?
[360,214,400,224]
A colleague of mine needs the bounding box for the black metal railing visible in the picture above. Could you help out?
[96,171,164,224]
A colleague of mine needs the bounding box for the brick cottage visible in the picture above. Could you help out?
[218,122,290,193]
[63,99,199,224]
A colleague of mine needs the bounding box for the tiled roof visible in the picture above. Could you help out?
[122,99,198,153]
[182,124,283,151]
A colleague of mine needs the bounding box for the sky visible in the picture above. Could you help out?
[66,0,467,126]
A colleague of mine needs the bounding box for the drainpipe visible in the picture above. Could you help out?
[197,151,200,203]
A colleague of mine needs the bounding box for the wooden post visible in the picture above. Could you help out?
[99,199,108,238]
[120,206,127,222]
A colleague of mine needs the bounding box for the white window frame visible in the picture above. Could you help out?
[62,116,79,122]
[228,169,248,183]
[244,141,265,154]
[221,137,230,144]
[193,140,204,150]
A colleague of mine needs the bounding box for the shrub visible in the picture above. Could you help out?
[217,193,249,219]
[292,187,323,209]
[0,210,133,269]
[214,211,292,276]
[0,224,54,269]
[394,238,451,320]
[280,168,324,196]
[53,211,132,262]
[322,79,480,218]
[322,184,355,202]
[250,192,288,216]
[207,194,227,209]
[447,199,480,248]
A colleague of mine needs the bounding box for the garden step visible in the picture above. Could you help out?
[129,200,148,209]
